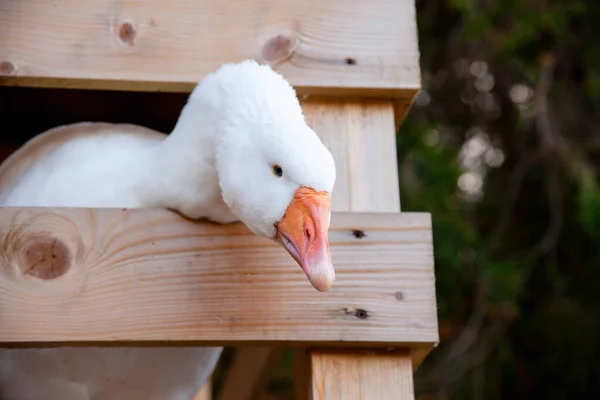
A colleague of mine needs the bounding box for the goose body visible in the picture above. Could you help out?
[0,122,236,223]
[0,60,336,399]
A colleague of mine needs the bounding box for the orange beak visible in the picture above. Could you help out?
[274,187,334,292]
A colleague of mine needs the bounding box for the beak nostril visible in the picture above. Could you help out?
[304,221,316,244]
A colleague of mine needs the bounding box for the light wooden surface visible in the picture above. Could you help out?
[311,350,414,400]
[0,0,420,99]
[305,100,418,399]
[303,99,401,213]
[0,207,436,347]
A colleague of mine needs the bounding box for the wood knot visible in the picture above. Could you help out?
[20,235,71,279]
[262,34,296,63]
[395,291,404,301]
[351,230,366,239]
[343,307,369,320]
[117,22,136,45]
[0,61,16,76]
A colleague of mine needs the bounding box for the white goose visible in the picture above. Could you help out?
[0,60,336,400]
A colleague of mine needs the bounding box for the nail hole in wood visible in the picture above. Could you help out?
[343,307,369,319]
[352,230,366,239]
[395,292,404,301]
[345,57,357,65]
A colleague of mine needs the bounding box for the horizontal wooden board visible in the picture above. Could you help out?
[0,208,437,348]
[0,0,420,98]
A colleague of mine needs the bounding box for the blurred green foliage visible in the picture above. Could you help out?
[400,0,600,398]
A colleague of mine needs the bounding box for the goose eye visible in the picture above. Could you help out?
[272,164,283,178]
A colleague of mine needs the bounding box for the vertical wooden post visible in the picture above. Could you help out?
[300,98,413,400]
[311,349,414,400]
[303,98,401,214]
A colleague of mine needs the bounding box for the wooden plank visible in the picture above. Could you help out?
[0,208,437,347]
[305,100,420,399]
[302,99,409,399]
[303,99,401,213]
[311,349,414,400]
[216,347,272,400]
[0,0,420,99]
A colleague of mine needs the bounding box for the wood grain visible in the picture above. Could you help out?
[303,99,401,213]
[0,0,420,98]
[0,207,437,347]
[305,100,419,399]
[311,349,414,400]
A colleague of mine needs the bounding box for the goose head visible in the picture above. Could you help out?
[189,60,337,292]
